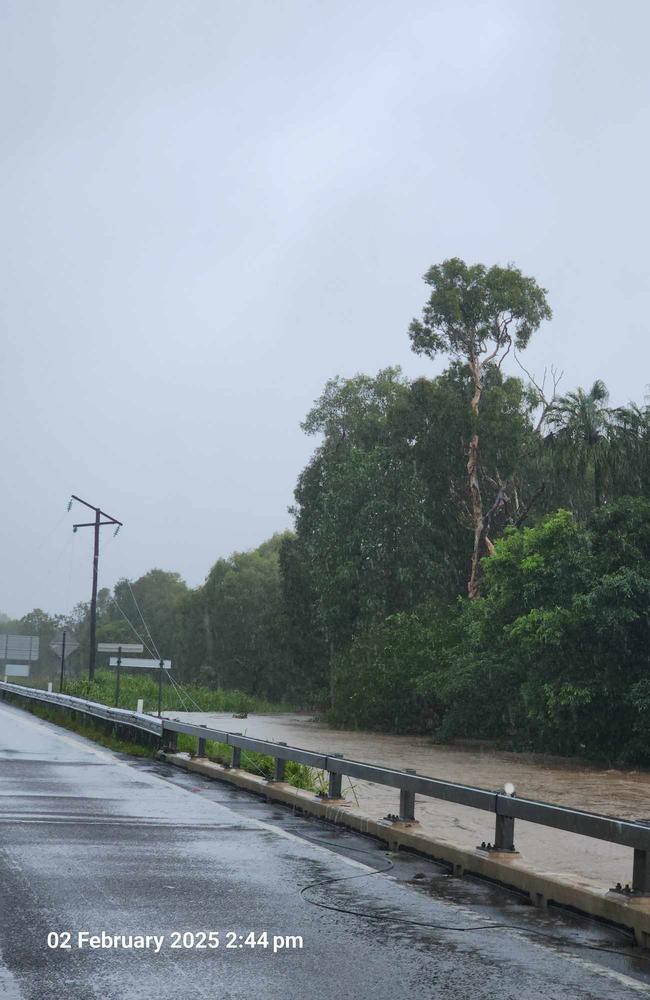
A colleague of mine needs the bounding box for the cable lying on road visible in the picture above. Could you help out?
[299,836,650,963]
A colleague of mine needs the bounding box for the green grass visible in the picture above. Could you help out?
[175,733,318,790]
[51,670,293,715]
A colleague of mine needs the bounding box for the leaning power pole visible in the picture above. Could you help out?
[71,495,122,681]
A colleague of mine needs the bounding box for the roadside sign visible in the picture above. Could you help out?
[97,643,144,654]
[50,636,79,659]
[5,664,30,677]
[109,657,170,669]
[0,635,39,661]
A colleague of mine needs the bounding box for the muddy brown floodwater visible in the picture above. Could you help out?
[164,710,650,893]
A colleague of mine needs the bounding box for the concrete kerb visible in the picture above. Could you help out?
[163,750,650,948]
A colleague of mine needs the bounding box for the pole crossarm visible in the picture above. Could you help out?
[73,521,119,528]
[70,495,123,526]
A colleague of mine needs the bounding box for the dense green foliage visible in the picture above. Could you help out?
[8,258,650,764]
[413,501,650,760]
[63,670,291,716]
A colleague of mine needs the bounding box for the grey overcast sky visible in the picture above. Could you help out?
[2,0,649,618]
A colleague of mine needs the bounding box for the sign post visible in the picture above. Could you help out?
[97,644,144,707]
[100,646,170,713]
[59,631,66,693]
[49,632,79,694]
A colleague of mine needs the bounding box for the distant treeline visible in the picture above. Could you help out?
[9,259,650,763]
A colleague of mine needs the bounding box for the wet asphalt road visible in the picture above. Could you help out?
[1,704,650,1000]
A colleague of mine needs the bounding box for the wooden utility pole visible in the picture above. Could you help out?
[71,495,122,681]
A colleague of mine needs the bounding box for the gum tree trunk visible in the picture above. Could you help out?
[467,356,485,599]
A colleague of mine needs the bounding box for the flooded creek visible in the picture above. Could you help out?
[165,710,650,892]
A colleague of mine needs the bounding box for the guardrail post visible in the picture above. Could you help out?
[115,648,122,709]
[327,753,344,799]
[162,726,178,754]
[399,769,417,822]
[196,723,208,758]
[271,743,288,782]
[633,849,650,894]
[231,744,242,768]
[493,795,516,852]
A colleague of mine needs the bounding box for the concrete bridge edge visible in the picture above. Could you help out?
[161,751,650,949]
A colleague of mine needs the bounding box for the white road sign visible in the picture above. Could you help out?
[97,643,144,654]
[109,657,171,669]
[5,664,30,677]
[0,635,39,661]
[50,637,80,659]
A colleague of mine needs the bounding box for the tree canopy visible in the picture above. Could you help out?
[17,257,650,764]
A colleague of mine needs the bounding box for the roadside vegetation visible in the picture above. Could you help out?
[4,696,154,757]
[7,258,650,765]
[62,671,293,716]
[174,733,317,790]
[5,694,317,790]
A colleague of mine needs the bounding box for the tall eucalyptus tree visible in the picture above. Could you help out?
[409,258,552,597]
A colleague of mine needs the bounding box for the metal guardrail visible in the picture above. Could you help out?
[0,681,162,736]
[2,681,650,894]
